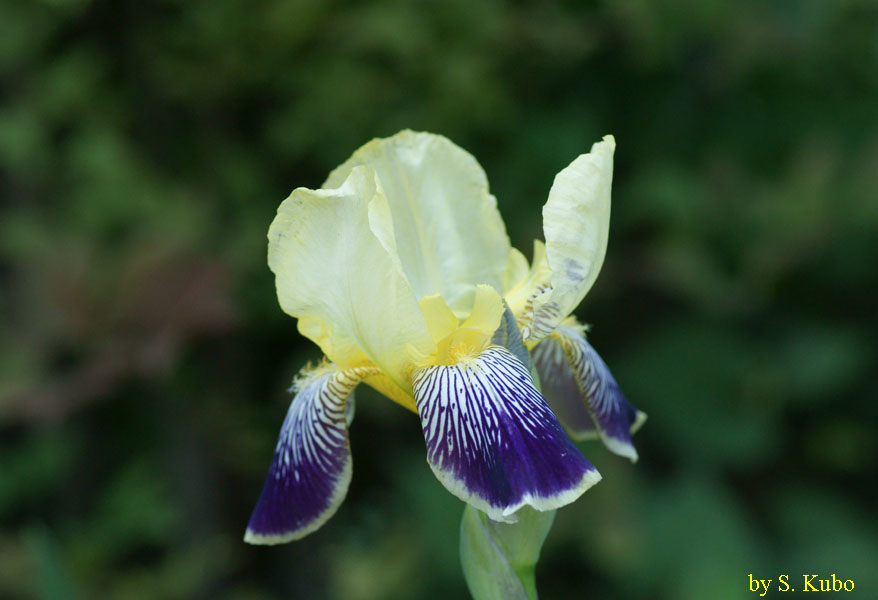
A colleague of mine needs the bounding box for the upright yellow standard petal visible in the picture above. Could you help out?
[324,130,511,316]
[507,136,615,342]
[268,166,434,390]
[536,135,614,329]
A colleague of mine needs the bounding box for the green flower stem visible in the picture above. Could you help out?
[461,303,554,599]
[460,505,556,600]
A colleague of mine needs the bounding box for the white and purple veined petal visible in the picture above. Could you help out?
[532,334,598,440]
[412,345,601,523]
[550,326,646,462]
[245,365,377,544]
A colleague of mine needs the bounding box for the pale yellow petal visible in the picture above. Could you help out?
[502,247,530,295]
[324,130,511,316]
[296,315,368,367]
[535,135,614,333]
[268,166,434,390]
[507,136,615,342]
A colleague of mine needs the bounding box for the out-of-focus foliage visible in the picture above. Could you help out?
[1,0,876,598]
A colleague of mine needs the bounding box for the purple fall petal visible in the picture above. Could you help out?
[553,326,646,462]
[413,345,601,522]
[532,335,598,440]
[245,366,376,544]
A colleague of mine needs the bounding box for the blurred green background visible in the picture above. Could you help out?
[2,0,876,598]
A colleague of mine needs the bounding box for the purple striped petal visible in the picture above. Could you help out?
[552,326,646,462]
[245,365,377,544]
[412,346,601,523]
[532,334,598,440]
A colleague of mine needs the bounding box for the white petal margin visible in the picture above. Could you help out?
[524,135,615,342]
[324,130,512,317]
[268,166,435,389]
[245,364,379,544]
[412,346,601,523]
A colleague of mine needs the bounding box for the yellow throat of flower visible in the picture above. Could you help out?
[418,284,505,367]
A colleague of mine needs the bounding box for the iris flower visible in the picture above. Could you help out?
[245,131,645,544]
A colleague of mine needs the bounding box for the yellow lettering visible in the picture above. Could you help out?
[748,574,771,596]
[778,574,789,592]
[803,574,817,592]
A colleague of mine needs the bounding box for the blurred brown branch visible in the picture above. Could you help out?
[1,248,237,424]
